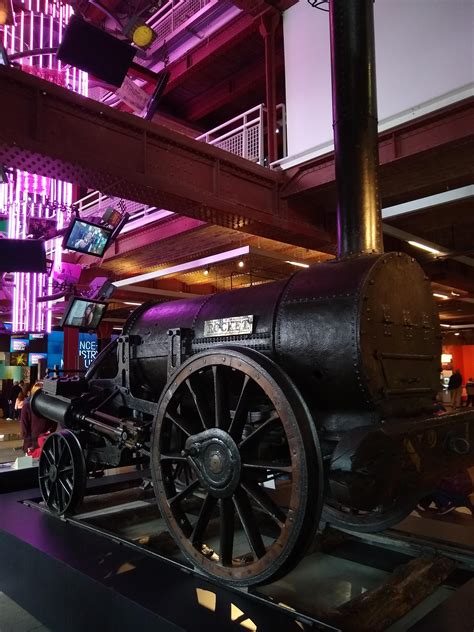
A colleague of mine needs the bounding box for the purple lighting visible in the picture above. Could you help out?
[1,1,88,333]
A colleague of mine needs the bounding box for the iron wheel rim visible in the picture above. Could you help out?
[38,430,86,516]
[151,347,323,586]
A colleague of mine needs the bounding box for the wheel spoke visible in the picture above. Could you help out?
[219,498,235,566]
[233,487,266,559]
[228,375,252,440]
[243,462,292,474]
[191,494,218,545]
[169,479,200,507]
[165,410,195,437]
[238,413,280,449]
[185,377,213,430]
[240,480,286,528]
[42,449,52,466]
[58,477,71,501]
[212,365,230,430]
[160,452,188,463]
[58,465,74,475]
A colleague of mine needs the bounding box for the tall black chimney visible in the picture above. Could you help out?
[329,0,383,258]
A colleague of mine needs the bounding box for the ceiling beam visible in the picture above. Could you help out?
[164,13,259,94]
[283,98,474,203]
[0,66,331,250]
[182,52,284,122]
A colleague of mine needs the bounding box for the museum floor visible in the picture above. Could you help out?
[0,592,51,632]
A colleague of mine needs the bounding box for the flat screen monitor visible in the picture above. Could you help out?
[63,219,112,258]
[10,337,29,352]
[0,41,10,66]
[29,352,48,365]
[29,333,48,353]
[60,298,107,330]
[0,239,47,272]
[9,351,28,366]
[58,15,136,87]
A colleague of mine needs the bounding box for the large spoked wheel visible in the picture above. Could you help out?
[322,496,417,533]
[151,347,324,586]
[38,430,86,516]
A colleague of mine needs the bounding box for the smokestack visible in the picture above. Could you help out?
[329,0,383,258]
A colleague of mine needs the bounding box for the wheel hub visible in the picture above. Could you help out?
[48,464,58,482]
[183,428,241,498]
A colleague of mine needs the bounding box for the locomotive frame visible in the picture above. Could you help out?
[32,0,474,588]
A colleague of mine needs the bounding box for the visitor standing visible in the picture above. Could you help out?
[448,369,463,409]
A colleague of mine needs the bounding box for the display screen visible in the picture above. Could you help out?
[64,219,112,257]
[29,333,48,353]
[10,337,29,352]
[61,298,107,329]
[29,352,48,365]
[9,351,28,366]
[27,216,58,241]
[0,41,10,67]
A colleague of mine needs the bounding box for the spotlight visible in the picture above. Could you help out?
[124,17,156,49]
[238,259,245,268]
[203,266,210,276]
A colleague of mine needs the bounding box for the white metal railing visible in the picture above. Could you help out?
[196,103,287,166]
[146,0,214,54]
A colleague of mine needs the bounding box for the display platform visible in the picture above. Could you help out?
[2,473,474,631]
[0,477,328,632]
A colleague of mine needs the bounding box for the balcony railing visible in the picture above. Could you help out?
[196,103,287,166]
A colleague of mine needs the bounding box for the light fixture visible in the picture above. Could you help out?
[454,332,460,336]
[440,324,451,328]
[451,291,461,297]
[124,19,156,49]
[408,241,441,255]
[203,266,210,276]
[123,301,142,306]
[238,260,245,268]
[285,260,310,269]
[433,293,449,300]
[441,353,452,363]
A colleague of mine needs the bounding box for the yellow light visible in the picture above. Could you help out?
[285,260,310,268]
[132,25,155,48]
[433,293,449,300]
[441,354,452,363]
[238,260,245,268]
[0,9,7,24]
[408,240,441,255]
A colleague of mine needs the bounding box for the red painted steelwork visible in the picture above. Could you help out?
[0,66,331,250]
[164,13,259,94]
[283,98,474,201]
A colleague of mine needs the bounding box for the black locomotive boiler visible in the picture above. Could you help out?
[33,0,474,586]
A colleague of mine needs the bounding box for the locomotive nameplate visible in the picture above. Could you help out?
[204,315,254,337]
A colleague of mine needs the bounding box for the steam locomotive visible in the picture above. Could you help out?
[32,0,474,587]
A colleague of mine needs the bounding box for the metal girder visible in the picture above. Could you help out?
[0,67,331,250]
[164,13,259,93]
[183,54,284,122]
[282,98,474,202]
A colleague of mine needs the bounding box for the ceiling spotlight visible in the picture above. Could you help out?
[285,260,310,269]
[454,332,460,336]
[238,259,245,268]
[451,291,461,297]
[433,293,449,300]
[408,241,441,255]
[203,266,210,276]
[124,19,156,49]
[123,301,142,306]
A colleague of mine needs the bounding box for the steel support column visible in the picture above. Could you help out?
[259,11,280,164]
